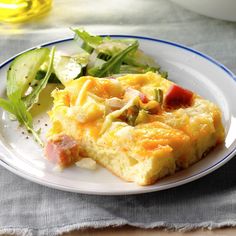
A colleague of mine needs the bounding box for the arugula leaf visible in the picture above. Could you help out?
[24,47,55,109]
[95,40,160,69]
[0,95,43,146]
[35,70,60,84]
[72,28,103,52]
[14,100,43,146]
[0,98,15,114]
[88,40,139,77]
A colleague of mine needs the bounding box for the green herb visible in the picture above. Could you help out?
[154,88,163,104]
[88,40,139,77]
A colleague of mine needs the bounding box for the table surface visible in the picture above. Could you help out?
[64,227,236,235]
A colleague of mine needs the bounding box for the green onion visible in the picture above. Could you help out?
[126,105,139,126]
[154,88,163,104]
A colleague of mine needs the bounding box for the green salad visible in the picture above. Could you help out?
[0,29,167,145]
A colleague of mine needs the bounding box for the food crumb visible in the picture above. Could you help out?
[21,131,25,135]
[26,136,29,139]
[45,123,48,126]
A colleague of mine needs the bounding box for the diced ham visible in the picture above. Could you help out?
[164,84,194,109]
[45,135,80,167]
[139,93,149,103]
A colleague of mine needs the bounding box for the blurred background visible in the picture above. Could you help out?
[0,0,236,73]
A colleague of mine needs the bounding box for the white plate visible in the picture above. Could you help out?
[0,36,235,195]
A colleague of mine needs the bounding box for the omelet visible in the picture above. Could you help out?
[45,72,225,185]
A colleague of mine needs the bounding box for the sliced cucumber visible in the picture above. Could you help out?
[7,48,50,99]
[23,47,55,110]
[53,52,82,85]
[72,50,90,67]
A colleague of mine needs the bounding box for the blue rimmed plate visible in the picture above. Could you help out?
[0,35,235,195]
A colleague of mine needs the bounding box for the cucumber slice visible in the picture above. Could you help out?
[7,48,50,98]
[53,52,82,85]
[72,50,90,67]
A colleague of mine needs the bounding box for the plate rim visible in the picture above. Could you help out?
[0,35,235,195]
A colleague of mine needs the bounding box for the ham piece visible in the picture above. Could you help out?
[164,84,194,109]
[45,135,80,167]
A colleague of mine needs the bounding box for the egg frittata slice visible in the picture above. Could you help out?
[45,72,224,185]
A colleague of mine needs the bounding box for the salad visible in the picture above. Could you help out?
[0,29,167,145]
